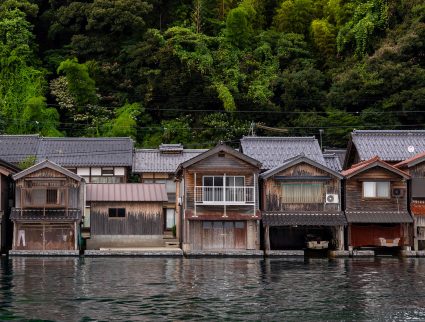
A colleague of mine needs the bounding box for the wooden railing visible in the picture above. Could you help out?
[195,186,255,205]
[10,208,81,221]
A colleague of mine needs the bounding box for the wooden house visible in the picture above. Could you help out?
[261,155,346,251]
[342,157,412,249]
[344,130,425,169]
[0,159,20,253]
[0,136,134,182]
[85,183,168,249]
[176,143,262,252]
[10,160,85,251]
[133,144,206,243]
[395,152,425,250]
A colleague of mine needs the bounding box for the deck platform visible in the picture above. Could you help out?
[351,250,375,257]
[265,250,304,257]
[185,250,264,257]
[329,250,350,258]
[9,250,80,256]
[84,248,183,257]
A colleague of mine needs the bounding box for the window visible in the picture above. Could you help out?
[91,176,122,184]
[102,168,114,176]
[202,176,245,202]
[46,189,59,204]
[363,182,390,198]
[108,208,126,218]
[165,209,175,229]
[281,183,324,203]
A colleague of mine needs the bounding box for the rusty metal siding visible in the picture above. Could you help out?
[86,184,167,202]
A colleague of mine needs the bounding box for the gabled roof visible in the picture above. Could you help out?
[86,184,167,202]
[348,130,425,164]
[37,137,133,167]
[260,155,343,180]
[0,135,41,164]
[240,136,325,170]
[134,148,207,173]
[341,156,410,179]
[323,153,342,172]
[177,142,262,172]
[394,151,425,169]
[323,148,346,167]
[13,159,84,182]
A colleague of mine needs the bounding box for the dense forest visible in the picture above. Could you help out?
[0,0,424,148]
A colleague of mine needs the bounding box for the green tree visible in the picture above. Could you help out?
[273,0,316,35]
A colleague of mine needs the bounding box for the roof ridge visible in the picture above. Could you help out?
[242,136,317,140]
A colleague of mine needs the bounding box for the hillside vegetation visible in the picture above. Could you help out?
[0,0,424,147]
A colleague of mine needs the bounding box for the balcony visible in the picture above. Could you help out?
[10,208,81,222]
[195,186,255,205]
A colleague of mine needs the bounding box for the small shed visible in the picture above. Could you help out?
[85,183,168,249]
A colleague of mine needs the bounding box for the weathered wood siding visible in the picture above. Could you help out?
[189,220,249,250]
[263,162,341,212]
[15,168,82,209]
[345,168,408,212]
[90,202,163,235]
[184,151,259,213]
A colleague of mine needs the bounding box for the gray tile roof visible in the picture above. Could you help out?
[351,130,425,162]
[323,153,342,172]
[262,212,347,226]
[323,149,346,166]
[240,136,326,170]
[0,135,134,167]
[13,159,83,182]
[37,137,133,167]
[133,148,207,173]
[345,211,413,223]
[0,135,41,164]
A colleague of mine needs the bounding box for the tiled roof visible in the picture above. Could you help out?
[86,183,167,202]
[351,130,425,162]
[133,148,207,173]
[394,151,425,168]
[341,156,410,179]
[240,136,325,170]
[262,212,347,226]
[0,135,134,167]
[345,211,413,223]
[37,137,133,167]
[323,153,342,172]
[323,149,346,167]
[0,135,41,164]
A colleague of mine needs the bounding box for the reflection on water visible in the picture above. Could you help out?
[1,256,425,320]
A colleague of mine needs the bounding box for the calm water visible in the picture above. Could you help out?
[1,257,425,321]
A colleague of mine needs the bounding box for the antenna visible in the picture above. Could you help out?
[319,129,324,151]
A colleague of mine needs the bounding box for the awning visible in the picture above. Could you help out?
[345,211,413,223]
[262,211,346,226]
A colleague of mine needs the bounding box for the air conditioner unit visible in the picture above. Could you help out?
[392,188,405,198]
[325,194,339,204]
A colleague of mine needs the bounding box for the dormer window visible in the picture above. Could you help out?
[363,182,390,198]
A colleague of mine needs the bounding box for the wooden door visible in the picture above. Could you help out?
[223,221,235,249]
[234,221,246,249]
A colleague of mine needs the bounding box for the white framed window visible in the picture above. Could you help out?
[363,182,390,198]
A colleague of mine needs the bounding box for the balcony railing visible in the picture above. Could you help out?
[10,208,81,221]
[195,186,255,205]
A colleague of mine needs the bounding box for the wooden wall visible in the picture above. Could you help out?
[90,201,164,235]
[345,167,408,212]
[263,162,341,212]
[184,151,259,213]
